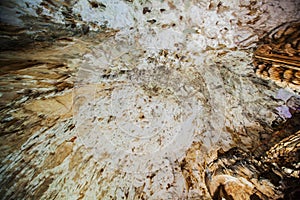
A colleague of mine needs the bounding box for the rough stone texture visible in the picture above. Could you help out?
[0,0,299,199]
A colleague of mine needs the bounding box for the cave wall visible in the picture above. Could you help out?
[0,0,299,199]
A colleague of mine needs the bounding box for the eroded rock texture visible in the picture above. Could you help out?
[0,0,299,199]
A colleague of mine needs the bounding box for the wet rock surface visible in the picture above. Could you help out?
[0,0,299,199]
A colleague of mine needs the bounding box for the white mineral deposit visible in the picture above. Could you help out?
[0,0,299,199]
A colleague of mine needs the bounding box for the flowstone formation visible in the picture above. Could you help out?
[0,0,299,199]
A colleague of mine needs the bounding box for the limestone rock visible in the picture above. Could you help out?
[0,0,299,199]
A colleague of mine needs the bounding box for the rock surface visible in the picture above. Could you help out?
[0,0,299,199]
